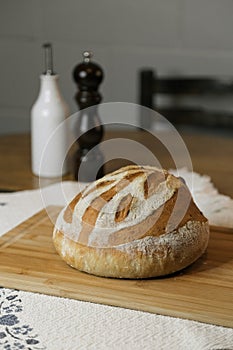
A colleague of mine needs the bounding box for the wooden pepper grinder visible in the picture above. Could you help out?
[73,51,105,181]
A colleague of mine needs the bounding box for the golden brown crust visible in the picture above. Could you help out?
[115,194,133,222]
[53,221,209,279]
[107,185,206,247]
[144,171,168,199]
[53,165,210,279]
[63,192,82,224]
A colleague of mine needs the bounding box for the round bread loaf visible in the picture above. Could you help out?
[53,165,209,278]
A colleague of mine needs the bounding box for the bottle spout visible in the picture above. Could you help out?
[42,43,54,75]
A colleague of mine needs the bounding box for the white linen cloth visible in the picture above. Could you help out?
[0,169,232,350]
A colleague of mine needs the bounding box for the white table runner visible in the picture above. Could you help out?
[0,169,232,350]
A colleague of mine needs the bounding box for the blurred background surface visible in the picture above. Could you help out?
[1,0,233,134]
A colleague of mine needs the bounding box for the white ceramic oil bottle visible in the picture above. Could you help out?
[31,43,70,177]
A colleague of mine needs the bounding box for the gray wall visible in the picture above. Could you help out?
[1,0,233,134]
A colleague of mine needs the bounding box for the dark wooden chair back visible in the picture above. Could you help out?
[139,69,233,130]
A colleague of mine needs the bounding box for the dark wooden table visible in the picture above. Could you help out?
[0,130,232,197]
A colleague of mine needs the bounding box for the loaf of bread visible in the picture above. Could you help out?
[53,165,209,278]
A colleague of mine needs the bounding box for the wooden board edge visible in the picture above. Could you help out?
[0,273,232,329]
[0,205,62,249]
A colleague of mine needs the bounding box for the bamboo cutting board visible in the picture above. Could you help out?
[0,206,232,328]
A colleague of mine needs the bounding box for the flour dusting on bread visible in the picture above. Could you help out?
[53,165,209,278]
[55,165,193,247]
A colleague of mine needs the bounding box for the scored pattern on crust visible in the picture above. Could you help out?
[115,194,133,223]
[57,165,207,248]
